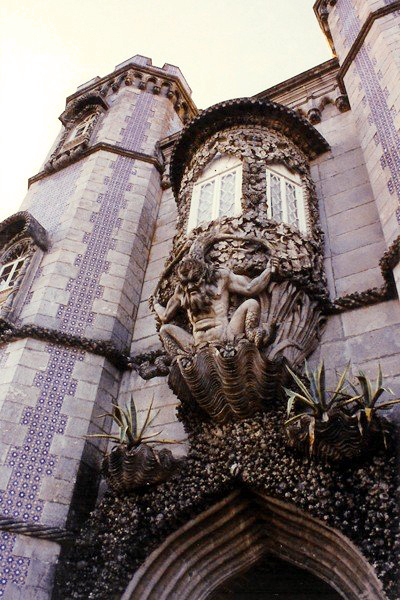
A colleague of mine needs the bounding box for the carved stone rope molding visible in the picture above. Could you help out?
[0,319,130,371]
[380,234,400,279]
[0,515,73,543]
[28,142,163,186]
[325,283,395,314]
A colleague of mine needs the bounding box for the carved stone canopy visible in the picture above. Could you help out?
[60,92,109,126]
[170,97,330,198]
[0,211,49,252]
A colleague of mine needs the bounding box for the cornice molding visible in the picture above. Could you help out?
[313,0,338,53]
[0,318,131,371]
[253,58,339,101]
[337,2,400,92]
[28,143,163,187]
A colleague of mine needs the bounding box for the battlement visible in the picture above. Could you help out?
[73,53,192,102]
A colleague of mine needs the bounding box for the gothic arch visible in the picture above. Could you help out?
[0,211,49,318]
[121,489,387,600]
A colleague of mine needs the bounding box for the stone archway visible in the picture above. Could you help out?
[121,489,387,600]
[210,554,341,599]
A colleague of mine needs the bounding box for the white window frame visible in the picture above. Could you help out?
[0,256,28,292]
[69,113,97,142]
[188,155,242,232]
[266,164,307,233]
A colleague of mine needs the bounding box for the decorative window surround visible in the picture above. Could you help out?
[44,104,106,173]
[0,212,49,322]
[0,244,30,304]
[62,112,98,150]
[266,164,307,233]
[187,155,242,232]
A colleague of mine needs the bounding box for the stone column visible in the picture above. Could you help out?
[315,0,400,293]
[0,56,195,599]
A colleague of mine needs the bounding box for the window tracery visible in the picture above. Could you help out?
[0,241,31,297]
[68,112,98,142]
[266,164,307,233]
[187,155,242,232]
[0,212,49,318]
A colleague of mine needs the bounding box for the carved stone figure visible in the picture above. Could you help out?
[153,255,279,356]
[153,229,325,424]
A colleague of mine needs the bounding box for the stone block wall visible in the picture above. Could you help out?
[118,186,187,454]
[312,105,386,296]
[324,0,400,292]
[0,58,192,598]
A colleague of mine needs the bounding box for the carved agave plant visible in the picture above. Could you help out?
[86,397,183,493]
[284,362,399,462]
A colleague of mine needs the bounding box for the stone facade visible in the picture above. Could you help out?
[0,4,399,599]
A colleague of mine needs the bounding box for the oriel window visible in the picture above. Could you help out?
[188,155,242,232]
[266,164,307,233]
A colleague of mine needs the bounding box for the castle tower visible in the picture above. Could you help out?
[0,55,195,599]
[315,0,400,292]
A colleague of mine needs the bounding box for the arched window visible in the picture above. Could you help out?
[266,164,307,233]
[0,212,49,316]
[188,155,242,232]
[0,240,31,303]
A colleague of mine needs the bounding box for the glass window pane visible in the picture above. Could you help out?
[219,172,236,217]
[270,174,283,221]
[0,257,26,290]
[1,265,13,276]
[197,180,214,225]
[286,181,299,228]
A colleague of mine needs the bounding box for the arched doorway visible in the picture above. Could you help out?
[122,489,387,600]
[210,554,341,599]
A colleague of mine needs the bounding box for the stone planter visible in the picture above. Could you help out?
[284,410,385,462]
[102,443,183,493]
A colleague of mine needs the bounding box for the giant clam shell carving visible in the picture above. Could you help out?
[169,340,287,424]
[166,280,325,425]
[102,443,182,493]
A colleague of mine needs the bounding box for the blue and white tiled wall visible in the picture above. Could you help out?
[0,82,177,598]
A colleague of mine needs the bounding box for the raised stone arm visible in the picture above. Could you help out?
[153,292,181,324]
[227,257,279,297]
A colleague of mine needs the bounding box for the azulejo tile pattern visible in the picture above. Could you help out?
[0,92,156,596]
[338,0,400,223]
[27,163,83,234]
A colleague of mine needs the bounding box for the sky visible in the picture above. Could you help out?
[0,0,332,223]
